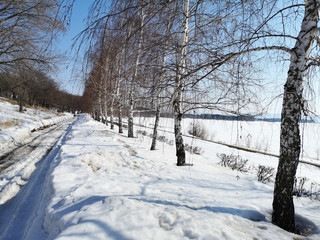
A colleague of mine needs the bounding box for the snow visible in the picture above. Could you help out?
[0,98,73,204]
[1,98,320,239]
[0,97,73,156]
[134,116,320,161]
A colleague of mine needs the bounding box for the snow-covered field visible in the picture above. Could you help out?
[1,98,320,239]
[0,97,73,156]
[134,116,320,162]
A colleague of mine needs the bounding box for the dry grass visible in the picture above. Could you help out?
[0,119,21,130]
[42,111,65,118]
[0,97,18,106]
[27,104,51,113]
[29,105,66,117]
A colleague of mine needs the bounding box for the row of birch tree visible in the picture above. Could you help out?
[74,0,320,233]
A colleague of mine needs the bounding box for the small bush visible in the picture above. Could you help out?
[217,154,248,172]
[293,177,308,197]
[185,143,202,155]
[192,146,202,155]
[256,165,274,183]
[292,178,320,200]
[185,143,191,152]
[136,130,149,136]
[157,135,167,142]
[310,182,320,200]
[188,121,208,140]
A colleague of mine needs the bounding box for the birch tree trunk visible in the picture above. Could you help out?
[174,0,189,166]
[272,0,319,232]
[150,7,173,151]
[151,91,161,150]
[110,65,121,130]
[110,93,115,130]
[103,77,108,126]
[118,97,123,134]
[127,89,135,137]
[128,7,145,138]
[98,85,103,122]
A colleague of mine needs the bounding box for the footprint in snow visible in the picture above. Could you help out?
[158,211,177,231]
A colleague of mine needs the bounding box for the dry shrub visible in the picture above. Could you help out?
[188,121,208,140]
[293,177,308,197]
[293,177,320,200]
[185,143,202,155]
[217,153,248,172]
[256,165,274,183]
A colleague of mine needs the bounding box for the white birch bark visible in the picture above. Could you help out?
[118,96,123,134]
[98,84,103,122]
[112,65,121,131]
[112,54,123,133]
[174,0,189,166]
[115,51,124,133]
[272,0,320,232]
[103,74,108,126]
[151,90,161,150]
[128,7,145,138]
[110,89,115,130]
[150,5,173,151]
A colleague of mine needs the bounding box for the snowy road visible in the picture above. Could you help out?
[0,120,74,172]
[0,117,76,240]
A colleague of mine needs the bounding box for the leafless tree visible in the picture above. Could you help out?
[0,0,65,70]
[179,0,320,232]
[74,0,320,232]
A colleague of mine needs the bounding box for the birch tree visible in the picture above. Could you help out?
[172,0,189,166]
[127,5,146,138]
[271,0,320,232]
[197,0,320,232]
[69,0,320,233]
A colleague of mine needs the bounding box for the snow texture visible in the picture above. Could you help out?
[0,97,73,155]
[0,99,320,239]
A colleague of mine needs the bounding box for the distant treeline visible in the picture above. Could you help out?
[130,110,317,123]
[184,113,256,121]
[0,70,81,113]
[183,113,316,123]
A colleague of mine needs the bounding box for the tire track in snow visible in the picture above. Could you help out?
[0,123,69,173]
[0,117,76,240]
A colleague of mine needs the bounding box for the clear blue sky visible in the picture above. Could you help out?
[53,1,320,116]
[55,0,93,96]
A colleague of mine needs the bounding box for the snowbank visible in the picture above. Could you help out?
[41,115,320,240]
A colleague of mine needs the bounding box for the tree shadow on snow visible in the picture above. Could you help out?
[51,196,135,239]
[52,195,108,216]
[131,198,266,222]
[57,219,133,240]
[295,214,318,236]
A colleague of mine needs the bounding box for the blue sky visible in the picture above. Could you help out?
[55,0,93,96]
[52,1,320,116]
